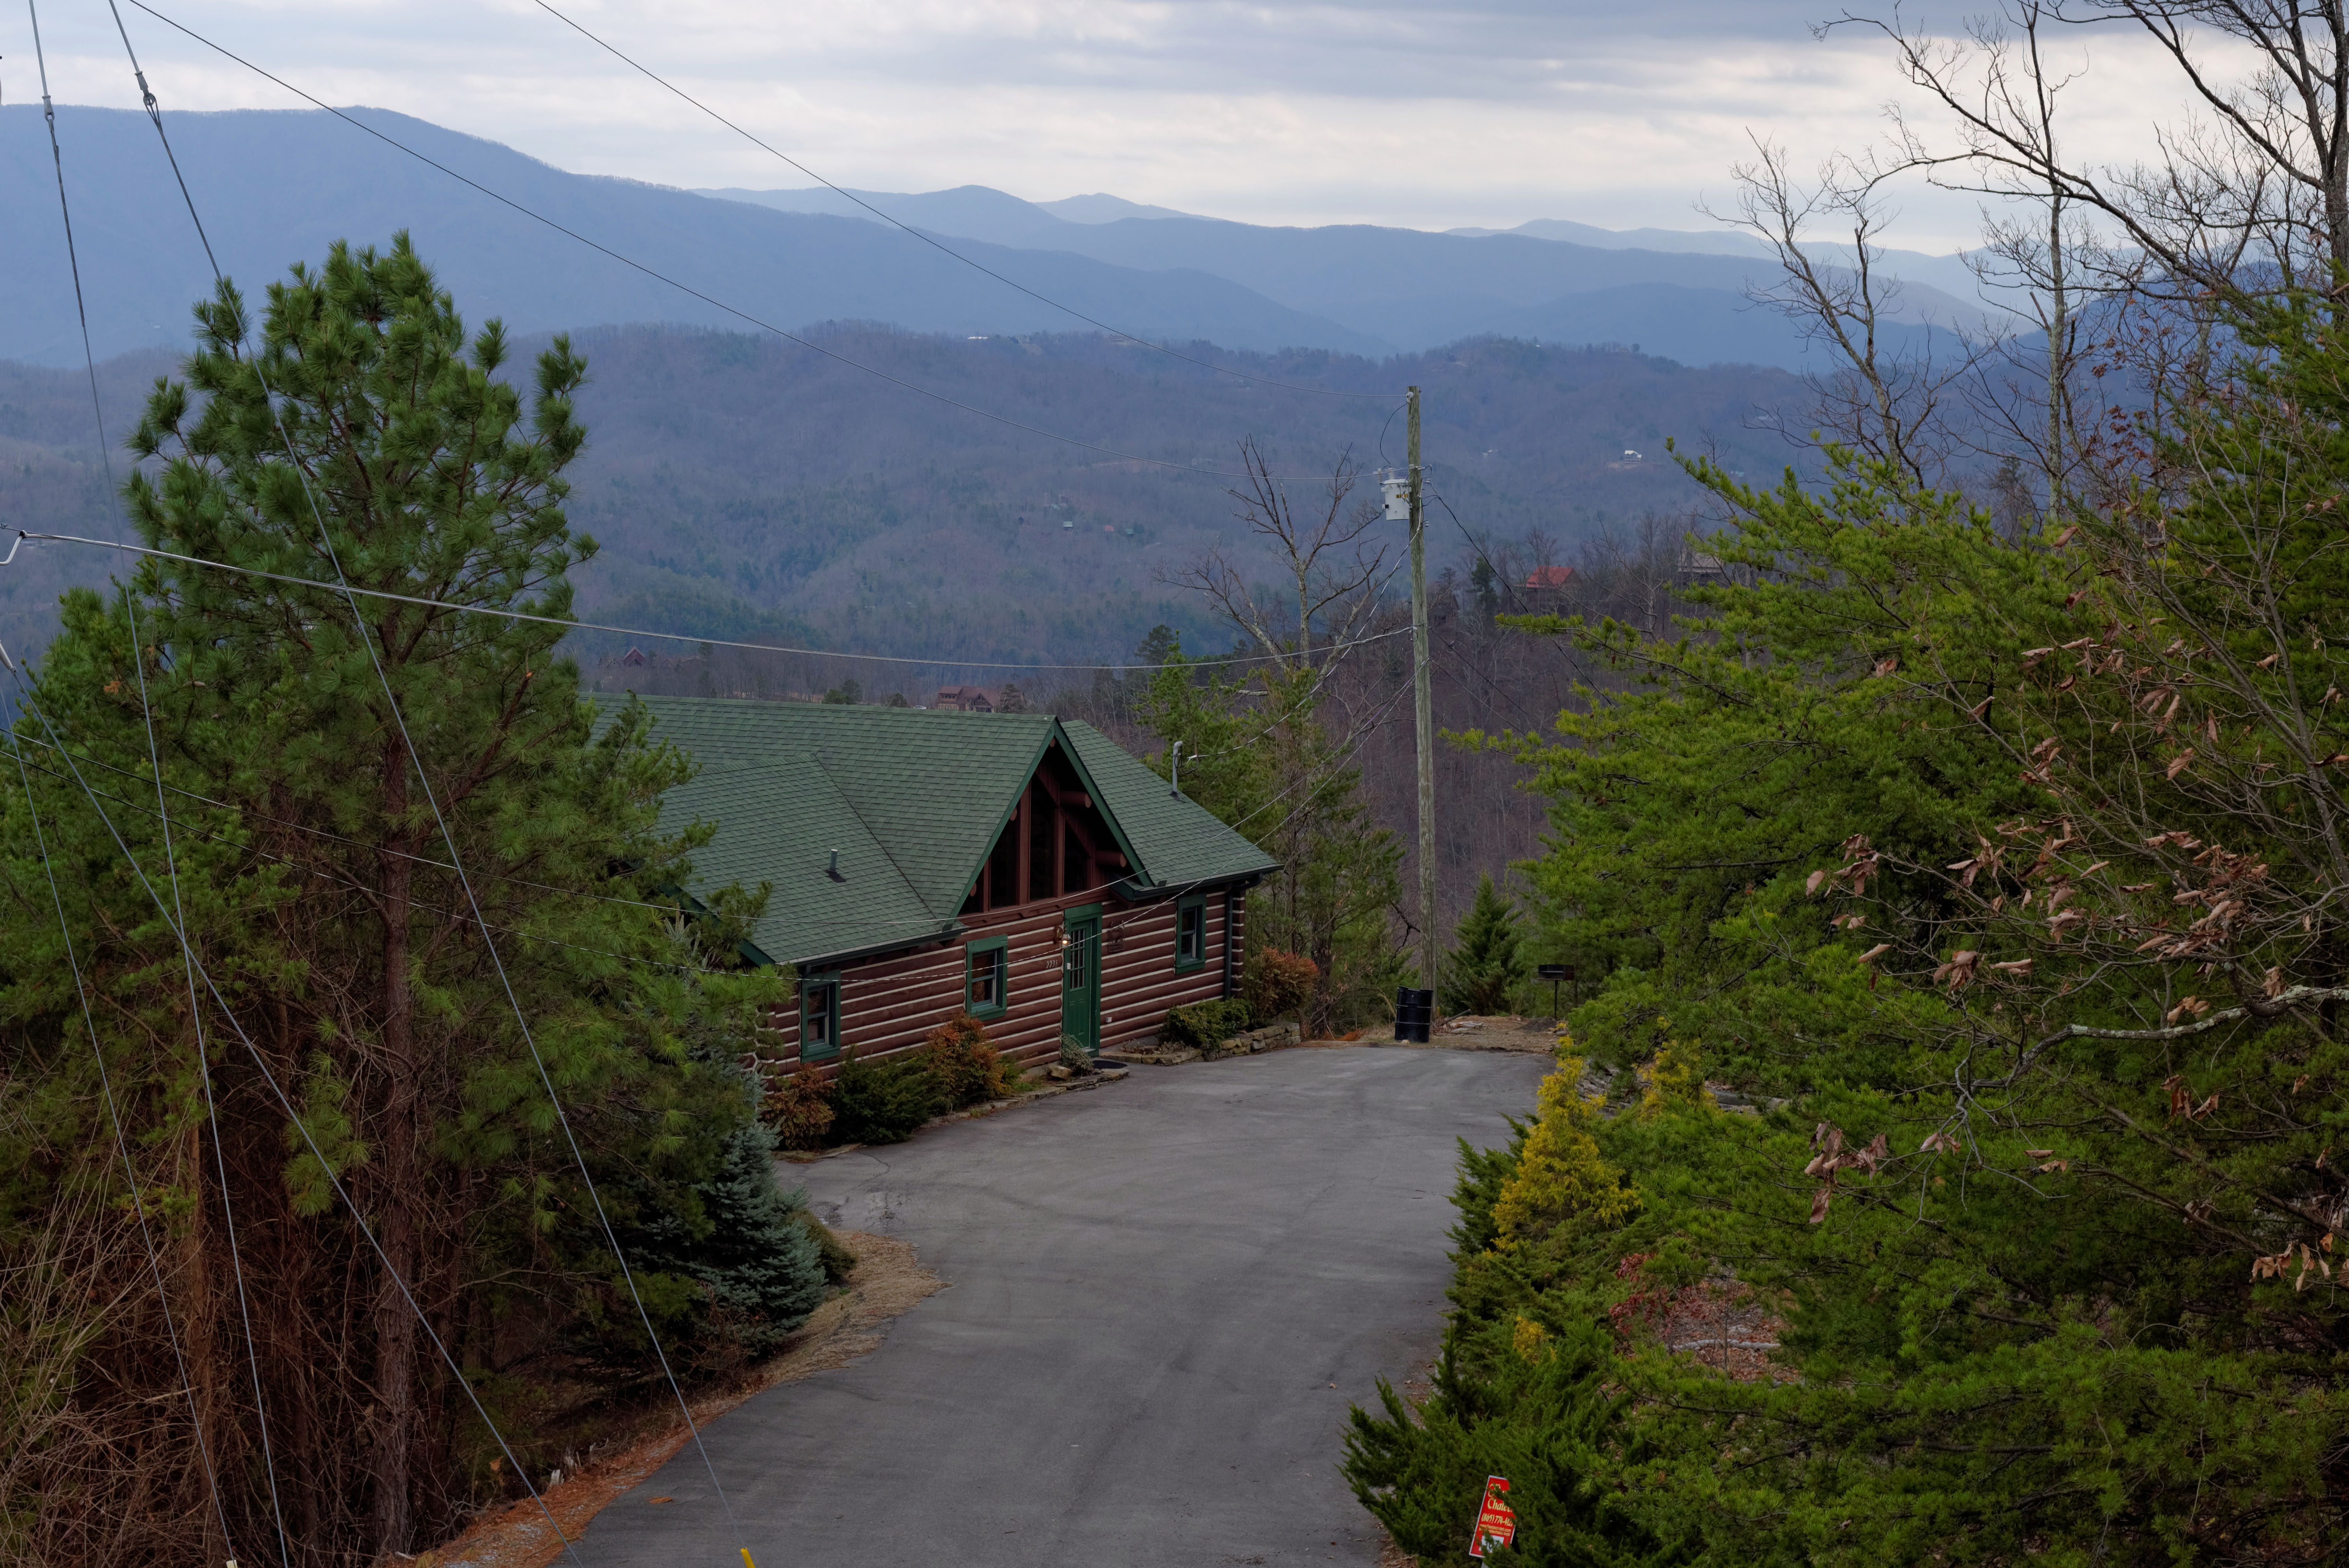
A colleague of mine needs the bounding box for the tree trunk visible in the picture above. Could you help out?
[370,737,419,1555]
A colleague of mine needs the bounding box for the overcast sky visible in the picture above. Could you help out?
[16,0,2231,252]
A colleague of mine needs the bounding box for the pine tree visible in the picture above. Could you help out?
[1440,872,1528,1015]
[0,234,782,1561]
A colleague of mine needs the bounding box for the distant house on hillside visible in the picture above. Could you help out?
[1522,564,1577,609]
[619,647,651,668]
[934,685,999,713]
[616,700,1277,1074]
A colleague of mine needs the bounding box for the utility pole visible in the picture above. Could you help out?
[1408,385,1436,992]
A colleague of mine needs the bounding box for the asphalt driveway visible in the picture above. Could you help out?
[576,1044,1550,1568]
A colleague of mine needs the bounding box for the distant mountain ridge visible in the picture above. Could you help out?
[3,103,1981,373]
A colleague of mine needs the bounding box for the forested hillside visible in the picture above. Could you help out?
[0,322,1809,674]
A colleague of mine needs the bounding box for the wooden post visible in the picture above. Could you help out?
[1409,385,1437,991]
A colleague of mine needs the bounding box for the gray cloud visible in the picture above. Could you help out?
[11,0,2222,248]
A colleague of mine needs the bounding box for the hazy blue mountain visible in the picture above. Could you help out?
[1036,194,1202,223]
[695,181,1988,356]
[1445,218,1777,257]
[6,102,1989,380]
[0,105,1385,365]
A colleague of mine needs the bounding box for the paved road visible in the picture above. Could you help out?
[577,1044,1549,1568]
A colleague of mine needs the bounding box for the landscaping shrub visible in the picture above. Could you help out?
[762,1067,836,1150]
[1437,872,1528,1016]
[590,1117,828,1373]
[829,1048,947,1144]
[1163,997,1251,1051]
[924,1014,1008,1107]
[1058,1032,1094,1072]
[1241,947,1318,1020]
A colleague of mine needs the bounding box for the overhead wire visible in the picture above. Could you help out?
[526,0,1398,404]
[23,8,291,1559]
[4,661,593,1568]
[103,23,759,1554]
[8,529,1413,674]
[118,0,1364,484]
[9,744,711,974]
[5,722,235,1558]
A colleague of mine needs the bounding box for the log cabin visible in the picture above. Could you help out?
[626,697,1278,1074]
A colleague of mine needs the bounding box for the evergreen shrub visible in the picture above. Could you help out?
[1438,873,1529,1016]
[829,1048,947,1144]
[1242,947,1318,1020]
[589,1117,827,1372]
[1163,997,1251,1050]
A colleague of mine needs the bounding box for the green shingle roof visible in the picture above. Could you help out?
[603,697,1276,967]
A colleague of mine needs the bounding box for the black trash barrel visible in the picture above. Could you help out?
[1394,986,1433,1043]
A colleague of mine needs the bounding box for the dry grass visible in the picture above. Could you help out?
[422,1231,943,1568]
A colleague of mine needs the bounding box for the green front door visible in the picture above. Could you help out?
[1061,907,1101,1057]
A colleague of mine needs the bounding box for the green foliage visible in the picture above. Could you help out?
[1162,997,1251,1051]
[1134,647,1404,1032]
[828,1048,946,1144]
[0,234,783,1559]
[595,1112,827,1368]
[821,677,863,705]
[1440,873,1529,1015]
[1365,301,2349,1563]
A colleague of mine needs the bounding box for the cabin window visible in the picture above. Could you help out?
[800,973,841,1060]
[965,938,1009,1018]
[1174,894,1207,971]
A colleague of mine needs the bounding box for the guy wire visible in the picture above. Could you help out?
[121,0,1362,484]
[529,0,1398,403]
[24,7,293,1559]
[7,725,235,1557]
[107,23,755,1552]
[6,665,593,1568]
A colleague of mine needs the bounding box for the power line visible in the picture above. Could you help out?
[7,725,236,1559]
[24,6,293,1559]
[7,527,1414,672]
[97,18,759,1554]
[118,0,1361,483]
[529,0,1398,404]
[6,664,594,1568]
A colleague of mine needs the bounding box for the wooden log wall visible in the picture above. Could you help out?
[769,884,1244,1076]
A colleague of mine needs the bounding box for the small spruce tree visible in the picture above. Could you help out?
[1439,873,1529,1016]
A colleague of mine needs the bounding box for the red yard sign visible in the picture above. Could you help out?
[1468,1474,1516,1557]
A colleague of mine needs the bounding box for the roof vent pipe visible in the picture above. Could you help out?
[1169,740,1181,799]
[826,849,845,882]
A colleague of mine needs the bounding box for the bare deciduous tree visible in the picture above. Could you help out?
[1158,439,1392,679]
[1708,136,1995,487]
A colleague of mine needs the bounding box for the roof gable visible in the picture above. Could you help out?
[604,697,1277,964]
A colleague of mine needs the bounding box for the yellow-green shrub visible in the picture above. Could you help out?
[1489,1053,1639,1249]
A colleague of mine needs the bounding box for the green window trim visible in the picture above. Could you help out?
[1174,893,1208,972]
[800,971,843,1061]
[964,937,1010,1019]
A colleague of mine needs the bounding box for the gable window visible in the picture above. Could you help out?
[1174,894,1207,972]
[965,937,1009,1018]
[800,973,842,1060]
